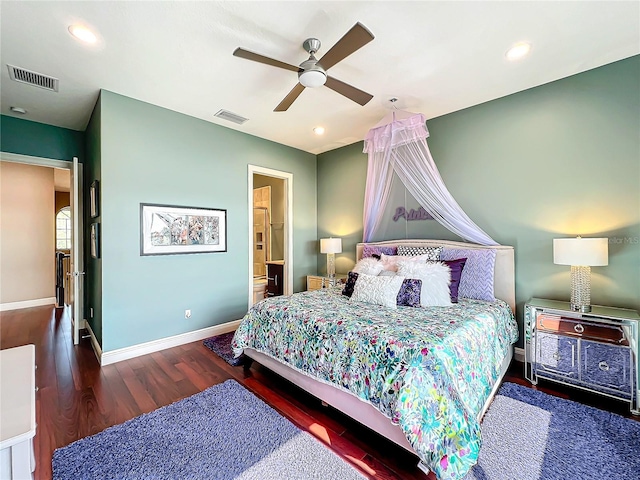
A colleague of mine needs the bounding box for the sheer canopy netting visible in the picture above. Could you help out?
[362,113,498,245]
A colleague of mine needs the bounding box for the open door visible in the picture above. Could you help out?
[247,166,293,309]
[69,157,84,345]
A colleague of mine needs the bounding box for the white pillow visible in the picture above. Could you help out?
[380,253,431,272]
[377,270,397,277]
[352,257,384,276]
[351,274,405,309]
[396,261,452,307]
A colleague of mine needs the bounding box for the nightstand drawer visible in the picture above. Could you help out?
[306,275,347,291]
[537,314,627,345]
[581,341,633,396]
[534,332,578,379]
[307,276,324,291]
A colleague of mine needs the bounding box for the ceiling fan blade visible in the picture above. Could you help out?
[325,76,373,106]
[233,48,300,72]
[318,23,374,71]
[274,83,306,112]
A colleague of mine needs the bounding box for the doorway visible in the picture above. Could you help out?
[247,166,293,308]
[0,152,84,344]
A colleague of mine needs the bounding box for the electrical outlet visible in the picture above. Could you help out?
[184,309,191,319]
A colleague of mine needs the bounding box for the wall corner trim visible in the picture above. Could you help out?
[0,297,56,312]
[98,320,243,366]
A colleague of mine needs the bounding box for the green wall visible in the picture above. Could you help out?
[318,56,640,343]
[97,91,317,352]
[84,95,102,345]
[0,115,85,161]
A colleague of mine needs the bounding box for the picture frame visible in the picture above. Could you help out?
[140,203,227,256]
[90,223,100,259]
[90,180,99,218]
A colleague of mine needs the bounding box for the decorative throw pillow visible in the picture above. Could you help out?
[440,248,496,302]
[396,261,452,307]
[342,271,359,297]
[351,274,405,309]
[380,253,431,272]
[396,278,422,307]
[440,258,467,303]
[377,270,397,277]
[362,245,397,258]
[343,271,422,308]
[397,245,442,261]
[352,257,384,276]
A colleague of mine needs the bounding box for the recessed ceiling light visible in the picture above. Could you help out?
[10,106,27,114]
[313,126,325,135]
[68,25,97,44]
[506,42,531,61]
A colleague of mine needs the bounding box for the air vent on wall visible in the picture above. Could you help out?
[214,109,249,125]
[7,65,59,92]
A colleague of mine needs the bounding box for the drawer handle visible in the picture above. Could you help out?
[574,324,584,334]
[598,361,610,372]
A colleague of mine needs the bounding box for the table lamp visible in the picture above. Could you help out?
[320,237,342,285]
[553,237,608,312]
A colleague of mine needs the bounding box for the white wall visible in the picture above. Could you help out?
[254,174,286,261]
[0,161,55,304]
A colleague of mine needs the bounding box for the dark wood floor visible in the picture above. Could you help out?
[1,306,637,480]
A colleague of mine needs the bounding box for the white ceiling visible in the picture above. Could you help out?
[1,1,639,155]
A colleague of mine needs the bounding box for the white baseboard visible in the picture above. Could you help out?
[514,346,525,363]
[84,321,103,364]
[99,320,243,366]
[0,297,56,312]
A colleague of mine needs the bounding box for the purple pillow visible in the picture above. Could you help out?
[342,271,422,307]
[362,245,397,258]
[396,278,422,307]
[440,248,496,302]
[442,258,467,303]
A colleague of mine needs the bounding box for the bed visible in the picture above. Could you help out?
[232,239,518,479]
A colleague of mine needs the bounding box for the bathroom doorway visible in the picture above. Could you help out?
[247,166,293,308]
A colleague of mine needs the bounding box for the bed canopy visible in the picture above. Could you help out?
[362,111,497,245]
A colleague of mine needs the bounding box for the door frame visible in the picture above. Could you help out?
[247,165,293,309]
[0,151,84,340]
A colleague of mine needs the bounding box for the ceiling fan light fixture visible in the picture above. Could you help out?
[298,69,327,88]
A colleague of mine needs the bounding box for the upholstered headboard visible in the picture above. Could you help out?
[356,239,515,313]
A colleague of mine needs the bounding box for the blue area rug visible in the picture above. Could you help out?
[203,331,245,366]
[53,379,365,480]
[467,382,640,479]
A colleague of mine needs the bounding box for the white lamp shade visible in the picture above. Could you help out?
[320,237,342,254]
[553,237,608,266]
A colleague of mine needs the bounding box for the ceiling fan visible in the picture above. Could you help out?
[233,22,374,112]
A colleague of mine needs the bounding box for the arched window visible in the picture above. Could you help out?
[56,207,72,250]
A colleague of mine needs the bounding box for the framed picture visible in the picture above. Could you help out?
[90,223,100,259]
[140,203,227,256]
[90,180,99,218]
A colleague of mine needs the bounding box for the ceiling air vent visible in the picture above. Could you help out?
[7,65,59,92]
[214,109,249,125]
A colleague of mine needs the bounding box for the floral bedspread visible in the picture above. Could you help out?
[232,287,518,479]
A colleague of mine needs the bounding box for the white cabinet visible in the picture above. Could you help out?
[0,344,36,479]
